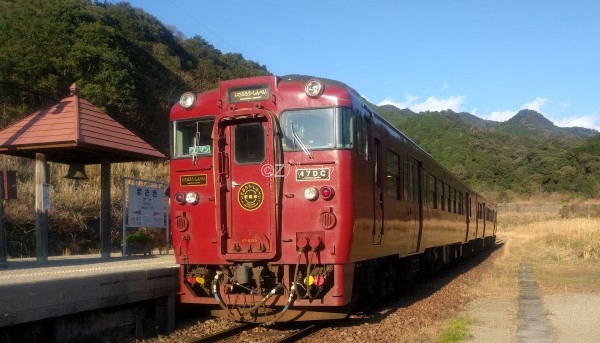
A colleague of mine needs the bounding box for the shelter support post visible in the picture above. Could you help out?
[35,153,49,263]
[100,160,111,259]
[0,172,6,268]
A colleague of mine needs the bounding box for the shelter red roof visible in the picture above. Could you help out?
[0,84,165,164]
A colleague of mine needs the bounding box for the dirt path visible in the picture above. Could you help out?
[465,297,516,343]
[464,269,600,343]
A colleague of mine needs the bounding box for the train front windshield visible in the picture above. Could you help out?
[280,107,353,151]
[172,119,215,158]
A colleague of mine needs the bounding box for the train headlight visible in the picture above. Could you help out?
[320,186,335,200]
[304,187,319,201]
[185,191,199,205]
[305,79,324,98]
[179,92,196,109]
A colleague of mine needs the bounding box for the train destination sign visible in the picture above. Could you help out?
[296,168,330,181]
[180,174,207,186]
[228,84,270,103]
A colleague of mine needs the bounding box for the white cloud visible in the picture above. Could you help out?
[553,113,599,130]
[413,96,466,112]
[480,96,547,122]
[377,94,466,113]
[441,82,449,90]
[487,110,516,122]
[521,97,547,112]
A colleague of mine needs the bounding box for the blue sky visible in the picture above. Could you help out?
[122,0,599,131]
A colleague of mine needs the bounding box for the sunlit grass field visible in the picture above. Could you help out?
[473,204,600,298]
[437,203,600,342]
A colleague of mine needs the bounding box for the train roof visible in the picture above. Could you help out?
[171,75,492,205]
[278,76,489,203]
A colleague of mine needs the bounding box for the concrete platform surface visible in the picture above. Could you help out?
[0,253,180,327]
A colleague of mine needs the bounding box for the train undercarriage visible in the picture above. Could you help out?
[180,236,495,324]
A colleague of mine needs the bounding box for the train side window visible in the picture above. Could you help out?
[375,138,381,188]
[412,162,419,203]
[386,150,399,199]
[446,185,452,212]
[403,161,410,201]
[431,175,437,209]
[336,107,354,148]
[234,122,265,164]
[439,180,445,211]
[355,110,362,155]
[363,117,370,160]
[354,113,370,160]
[468,196,472,219]
[452,188,457,214]
[423,173,429,205]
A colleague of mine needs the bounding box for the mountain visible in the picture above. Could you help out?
[456,111,499,130]
[374,104,600,199]
[496,109,597,138]
[378,105,597,140]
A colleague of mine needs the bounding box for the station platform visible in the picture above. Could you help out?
[0,252,179,332]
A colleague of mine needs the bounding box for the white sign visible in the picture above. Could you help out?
[127,185,165,227]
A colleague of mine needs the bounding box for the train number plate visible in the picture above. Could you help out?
[296,168,330,181]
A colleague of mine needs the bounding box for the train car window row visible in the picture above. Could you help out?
[380,156,468,216]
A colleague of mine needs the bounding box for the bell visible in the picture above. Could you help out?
[64,163,89,180]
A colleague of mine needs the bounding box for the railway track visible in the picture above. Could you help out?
[190,323,254,343]
[138,244,504,343]
[189,322,323,343]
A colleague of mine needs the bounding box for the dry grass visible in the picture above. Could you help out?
[471,207,600,298]
[0,156,169,256]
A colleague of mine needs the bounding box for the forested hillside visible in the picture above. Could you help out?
[378,106,600,199]
[1,0,598,201]
[0,0,269,153]
[1,0,599,257]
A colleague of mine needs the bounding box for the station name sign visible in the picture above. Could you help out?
[228,84,270,103]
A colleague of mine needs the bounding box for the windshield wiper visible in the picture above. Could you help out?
[291,123,313,159]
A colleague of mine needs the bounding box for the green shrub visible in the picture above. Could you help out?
[125,230,152,245]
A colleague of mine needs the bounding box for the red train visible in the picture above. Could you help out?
[168,75,497,324]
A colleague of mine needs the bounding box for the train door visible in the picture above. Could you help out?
[215,111,277,260]
[409,156,422,252]
[372,137,383,245]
